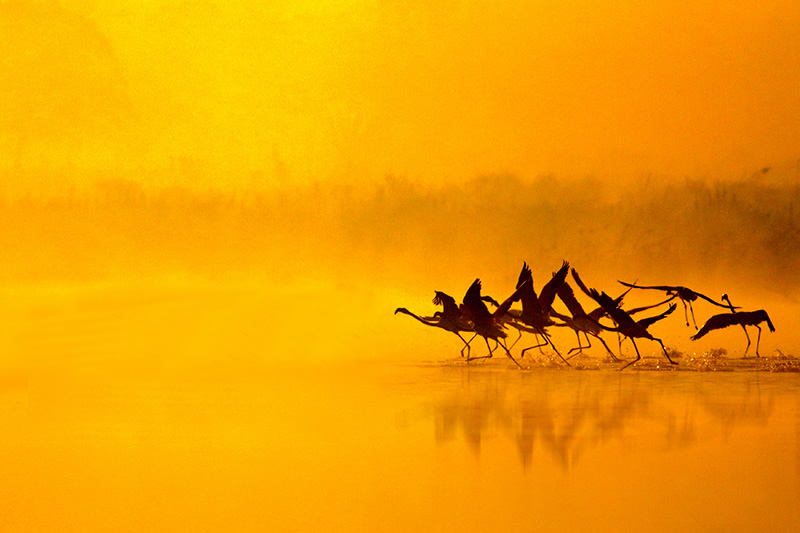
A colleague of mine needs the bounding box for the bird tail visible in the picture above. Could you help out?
[765,313,776,332]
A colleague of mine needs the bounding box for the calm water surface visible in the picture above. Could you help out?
[0,358,797,532]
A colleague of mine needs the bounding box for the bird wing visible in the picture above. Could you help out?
[588,288,639,330]
[517,262,533,290]
[517,262,543,314]
[539,260,569,311]
[692,312,741,339]
[463,279,483,307]
[495,277,530,317]
[618,281,676,292]
[636,302,677,329]
[557,281,586,318]
[432,291,459,316]
[626,294,678,315]
[570,268,592,298]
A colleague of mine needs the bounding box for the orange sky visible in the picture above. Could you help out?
[2,0,799,192]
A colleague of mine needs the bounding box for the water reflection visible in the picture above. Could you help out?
[428,367,784,471]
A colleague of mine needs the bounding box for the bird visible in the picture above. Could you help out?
[617,281,736,329]
[691,299,775,357]
[587,288,679,370]
[721,293,751,348]
[616,302,678,353]
[552,280,619,361]
[395,291,476,358]
[459,277,528,368]
[512,261,571,365]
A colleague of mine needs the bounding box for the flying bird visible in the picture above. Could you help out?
[395,291,476,358]
[587,288,679,370]
[459,278,528,368]
[617,281,735,329]
[553,280,619,361]
[513,261,571,365]
[691,297,775,357]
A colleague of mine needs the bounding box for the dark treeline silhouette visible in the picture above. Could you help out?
[1,174,799,294]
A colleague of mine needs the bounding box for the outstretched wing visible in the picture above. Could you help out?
[588,288,638,330]
[618,281,676,292]
[627,294,678,315]
[539,260,569,311]
[517,262,543,314]
[432,291,460,316]
[692,312,740,340]
[557,281,586,318]
[495,277,530,317]
[636,302,677,329]
[517,262,533,290]
[571,268,592,298]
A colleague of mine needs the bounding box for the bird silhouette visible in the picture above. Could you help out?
[552,280,619,362]
[459,278,528,368]
[513,261,571,365]
[395,291,476,358]
[617,281,735,329]
[691,299,775,357]
[721,293,751,349]
[587,288,679,370]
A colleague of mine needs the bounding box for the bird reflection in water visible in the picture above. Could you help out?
[429,371,775,471]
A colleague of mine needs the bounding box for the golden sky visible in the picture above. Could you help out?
[2,0,799,191]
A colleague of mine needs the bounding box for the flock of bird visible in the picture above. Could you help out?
[395,262,776,370]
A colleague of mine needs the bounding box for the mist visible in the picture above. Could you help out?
[2,0,800,371]
[0,171,797,372]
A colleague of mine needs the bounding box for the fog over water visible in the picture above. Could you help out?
[0,171,797,369]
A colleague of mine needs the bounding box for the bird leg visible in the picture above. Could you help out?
[742,326,755,358]
[498,340,523,369]
[457,332,478,358]
[520,334,549,359]
[593,333,620,362]
[618,339,641,370]
[658,339,678,365]
[680,299,690,327]
[755,325,762,357]
[544,333,571,367]
[507,328,523,350]
[466,338,494,363]
[567,331,590,356]
[688,302,698,330]
[740,325,751,352]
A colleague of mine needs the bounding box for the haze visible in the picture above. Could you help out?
[1,0,799,364]
[2,0,800,194]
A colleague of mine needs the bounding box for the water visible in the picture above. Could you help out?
[0,282,797,531]
[0,358,797,532]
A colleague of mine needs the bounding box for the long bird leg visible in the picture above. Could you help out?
[520,335,549,359]
[619,339,642,370]
[754,325,762,357]
[657,339,678,365]
[680,300,690,327]
[567,331,591,356]
[457,332,478,358]
[508,328,523,350]
[592,333,620,362]
[742,326,754,357]
[498,340,523,369]
[466,338,495,362]
[688,302,698,329]
[544,333,571,367]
